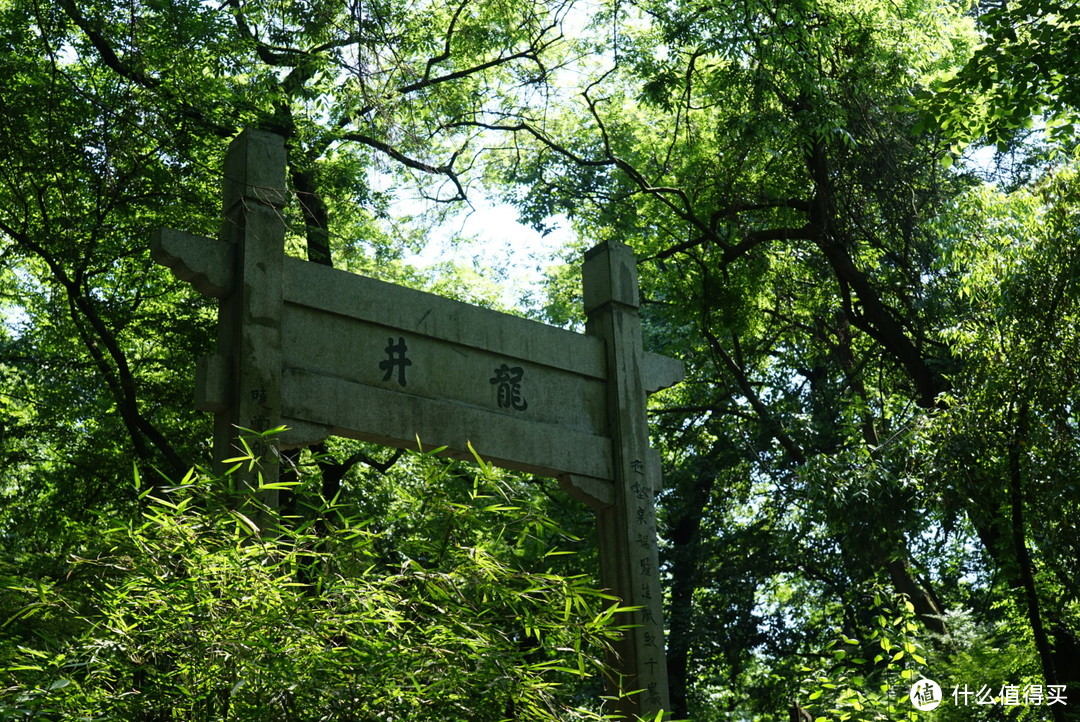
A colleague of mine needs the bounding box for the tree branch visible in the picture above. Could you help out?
[340,131,467,201]
[419,0,471,86]
[804,140,946,408]
[56,0,159,88]
[56,0,233,137]
[702,328,807,465]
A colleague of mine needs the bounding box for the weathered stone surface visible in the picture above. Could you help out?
[150,228,233,298]
[222,130,289,212]
[559,473,615,509]
[214,130,288,509]
[283,258,607,377]
[281,307,607,434]
[643,351,685,394]
[195,353,229,412]
[583,241,673,717]
[583,241,640,312]
[281,367,614,479]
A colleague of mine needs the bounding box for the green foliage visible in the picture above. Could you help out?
[924,607,1048,722]
[0,446,625,721]
[4,0,1080,718]
[923,0,1080,152]
[497,0,1080,717]
[799,591,928,722]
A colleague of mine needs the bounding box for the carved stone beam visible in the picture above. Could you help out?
[150,228,233,298]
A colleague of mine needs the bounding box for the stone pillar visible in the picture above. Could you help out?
[212,130,288,508]
[583,241,671,719]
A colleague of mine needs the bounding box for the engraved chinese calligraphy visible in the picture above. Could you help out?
[490,363,528,410]
[379,336,411,386]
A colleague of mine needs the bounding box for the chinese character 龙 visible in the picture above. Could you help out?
[490,363,528,410]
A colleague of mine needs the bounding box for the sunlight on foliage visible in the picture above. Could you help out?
[1,444,632,721]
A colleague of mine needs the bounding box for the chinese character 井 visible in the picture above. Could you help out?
[379,337,411,386]
[490,363,528,410]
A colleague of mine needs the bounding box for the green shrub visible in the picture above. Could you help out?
[1,442,627,721]
[797,591,929,722]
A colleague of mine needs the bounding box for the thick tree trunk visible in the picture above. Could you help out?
[665,467,716,719]
[1050,623,1080,720]
[789,701,813,721]
[803,141,946,409]
[291,166,333,267]
[1008,402,1067,722]
[886,557,946,636]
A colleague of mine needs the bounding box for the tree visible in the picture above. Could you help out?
[470,0,981,715]
[916,169,1080,716]
[0,0,575,521]
[462,0,1080,717]
[2,1,621,715]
